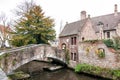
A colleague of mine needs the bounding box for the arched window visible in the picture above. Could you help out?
[97,48,105,58]
[97,21,104,26]
[61,43,66,50]
[98,48,105,52]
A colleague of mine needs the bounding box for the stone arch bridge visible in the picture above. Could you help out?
[0,44,66,75]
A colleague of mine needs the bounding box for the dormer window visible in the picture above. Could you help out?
[97,21,104,26]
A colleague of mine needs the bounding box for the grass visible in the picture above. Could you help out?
[75,63,120,80]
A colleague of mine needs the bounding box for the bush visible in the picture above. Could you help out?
[113,37,120,50]
[75,63,101,74]
[103,39,114,47]
[75,63,120,79]
[112,70,120,77]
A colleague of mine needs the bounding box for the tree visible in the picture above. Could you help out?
[0,13,11,48]
[12,1,56,47]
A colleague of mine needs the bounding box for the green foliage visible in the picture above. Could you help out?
[12,59,17,66]
[8,71,30,80]
[85,47,90,55]
[113,37,120,50]
[112,70,120,77]
[64,49,70,64]
[97,50,105,58]
[84,39,99,44]
[75,63,102,74]
[103,37,120,50]
[0,53,10,60]
[75,63,120,79]
[12,1,56,47]
[103,39,114,47]
[75,64,81,72]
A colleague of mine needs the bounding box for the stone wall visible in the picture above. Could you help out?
[77,41,120,69]
[80,19,97,41]
[69,41,120,69]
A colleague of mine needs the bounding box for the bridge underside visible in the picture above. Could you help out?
[47,57,67,67]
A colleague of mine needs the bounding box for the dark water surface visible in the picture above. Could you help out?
[16,61,110,80]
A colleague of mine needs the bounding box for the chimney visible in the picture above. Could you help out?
[66,22,68,24]
[88,14,90,19]
[81,11,86,20]
[114,4,118,16]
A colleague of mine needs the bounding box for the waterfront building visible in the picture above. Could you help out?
[59,4,120,62]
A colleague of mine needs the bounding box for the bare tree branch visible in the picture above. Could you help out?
[15,0,35,17]
[0,12,11,48]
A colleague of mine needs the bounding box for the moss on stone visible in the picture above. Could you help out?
[8,71,30,80]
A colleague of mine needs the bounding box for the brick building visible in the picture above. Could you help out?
[59,4,120,62]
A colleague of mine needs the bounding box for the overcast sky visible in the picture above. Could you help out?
[0,0,120,37]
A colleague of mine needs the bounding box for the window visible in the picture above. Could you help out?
[97,21,104,26]
[62,43,66,50]
[74,37,77,45]
[82,37,85,41]
[71,37,77,45]
[71,53,77,61]
[74,53,77,61]
[71,38,73,45]
[71,53,73,60]
[107,32,110,38]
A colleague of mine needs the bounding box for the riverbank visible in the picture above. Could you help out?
[73,63,120,80]
[8,71,30,80]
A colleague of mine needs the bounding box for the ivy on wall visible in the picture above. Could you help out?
[95,48,105,58]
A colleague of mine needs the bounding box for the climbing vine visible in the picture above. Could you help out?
[85,47,90,55]
[95,48,105,58]
[64,49,70,64]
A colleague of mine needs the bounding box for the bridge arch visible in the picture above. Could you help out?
[0,44,66,74]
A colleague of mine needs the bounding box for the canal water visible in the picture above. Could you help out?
[15,61,109,80]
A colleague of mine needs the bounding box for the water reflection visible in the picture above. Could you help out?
[28,69,108,80]
[16,61,109,80]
